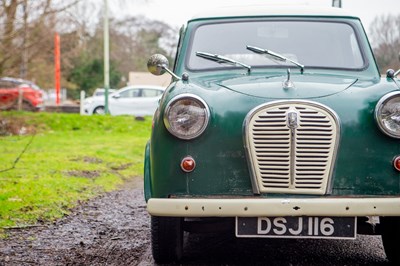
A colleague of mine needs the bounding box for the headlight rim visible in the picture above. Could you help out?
[375,91,400,139]
[163,93,210,140]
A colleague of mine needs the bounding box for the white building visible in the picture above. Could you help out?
[128,72,171,87]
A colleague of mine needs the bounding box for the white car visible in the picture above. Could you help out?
[83,85,165,116]
[92,88,117,97]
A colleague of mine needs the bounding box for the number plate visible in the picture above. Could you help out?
[236,216,356,239]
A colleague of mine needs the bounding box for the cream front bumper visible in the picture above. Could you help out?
[147,197,400,217]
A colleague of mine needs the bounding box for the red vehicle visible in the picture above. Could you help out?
[0,77,44,111]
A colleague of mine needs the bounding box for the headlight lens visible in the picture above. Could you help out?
[375,91,400,138]
[84,98,93,105]
[164,94,210,140]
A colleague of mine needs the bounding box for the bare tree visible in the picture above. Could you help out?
[0,0,177,93]
[110,15,178,73]
[0,0,80,85]
[369,14,400,73]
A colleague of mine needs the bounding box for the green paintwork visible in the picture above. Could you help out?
[144,15,400,202]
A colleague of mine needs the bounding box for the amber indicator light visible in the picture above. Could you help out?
[181,156,196,172]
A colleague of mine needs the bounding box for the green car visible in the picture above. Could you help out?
[144,5,400,264]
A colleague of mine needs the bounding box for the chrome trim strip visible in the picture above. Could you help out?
[288,110,298,187]
[148,197,400,217]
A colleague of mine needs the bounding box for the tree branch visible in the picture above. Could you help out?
[0,134,35,173]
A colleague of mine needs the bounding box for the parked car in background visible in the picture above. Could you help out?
[92,88,117,97]
[0,77,44,111]
[83,85,165,115]
[144,5,400,264]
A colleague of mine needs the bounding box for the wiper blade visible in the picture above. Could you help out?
[196,51,251,73]
[246,45,304,74]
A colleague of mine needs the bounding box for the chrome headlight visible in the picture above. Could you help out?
[164,94,210,140]
[84,98,94,105]
[375,91,400,139]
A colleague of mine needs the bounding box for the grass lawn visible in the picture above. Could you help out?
[0,112,151,235]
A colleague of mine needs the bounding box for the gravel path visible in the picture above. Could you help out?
[0,179,150,266]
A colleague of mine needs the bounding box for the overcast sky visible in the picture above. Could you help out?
[116,0,400,35]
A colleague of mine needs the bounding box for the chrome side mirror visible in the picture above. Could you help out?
[147,54,181,81]
[147,54,169,76]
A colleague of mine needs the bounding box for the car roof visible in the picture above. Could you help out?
[95,88,116,91]
[0,77,36,85]
[120,85,165,91]
[190,5,357,21]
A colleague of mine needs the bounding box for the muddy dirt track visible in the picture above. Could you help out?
[0,179,392,266]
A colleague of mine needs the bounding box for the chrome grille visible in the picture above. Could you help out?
[245,101,340,195]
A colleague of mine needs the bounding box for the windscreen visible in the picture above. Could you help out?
[188,20,364,70]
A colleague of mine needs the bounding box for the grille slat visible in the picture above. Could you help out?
[246,101,339,195]
[261,175,289,179]
[253,129,290,133]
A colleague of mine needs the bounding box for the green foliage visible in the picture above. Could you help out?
[67,57,122,95]
[0,112,151,232]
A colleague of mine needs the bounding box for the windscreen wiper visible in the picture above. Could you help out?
[196,51,251,73]
[246,45,304,74]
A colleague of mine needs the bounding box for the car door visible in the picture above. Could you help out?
[109,87,141,115]
[0,80,18,110]
[138,88,164,116]
[110,87,163,116]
